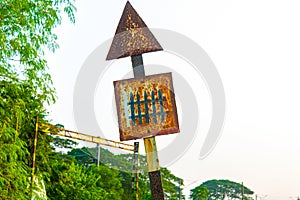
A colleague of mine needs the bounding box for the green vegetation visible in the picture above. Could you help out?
[191,179,254,200]
[68,147,185,200]
[190,185,210,200]
[0,0,75,199]
[46,159,123,200]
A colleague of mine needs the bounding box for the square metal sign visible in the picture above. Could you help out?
[114,72,179,141]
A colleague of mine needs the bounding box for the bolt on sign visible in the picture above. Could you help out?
[114,72,179,141]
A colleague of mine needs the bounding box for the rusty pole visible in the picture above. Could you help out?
[31,116,39,187]
[131,55,165,200]
[133,142,140,200]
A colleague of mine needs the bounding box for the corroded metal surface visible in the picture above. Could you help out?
[131,55,145,78]
[106,1,163,60]
[114,72,179,141]
[149,171,165,200]
[133,142,139,200]
[38,123,136,152]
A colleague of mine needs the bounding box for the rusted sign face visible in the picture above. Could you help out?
[114,72,179,141]
[106,1,163,60]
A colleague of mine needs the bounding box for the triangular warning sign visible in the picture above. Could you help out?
[106,1,163,60]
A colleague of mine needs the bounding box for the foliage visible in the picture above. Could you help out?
[0,81,56,199]
[68,147,98,166]
[69,147,185,200]
[161,167,185,200]
[190,185,210,200]
[0,82,30,199]
[46,156,123,200]
[52,136,78,149]
[0,0,76,198]
[0,0,76,90]
[196,179,254,200]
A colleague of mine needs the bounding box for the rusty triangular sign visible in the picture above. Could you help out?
[106,1,163,60]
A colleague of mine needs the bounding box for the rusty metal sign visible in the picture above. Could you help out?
[114,72,179,141]
[106,1,163,60]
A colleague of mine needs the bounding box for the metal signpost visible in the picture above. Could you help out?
[107,2,180,199]
[132,142,139,200]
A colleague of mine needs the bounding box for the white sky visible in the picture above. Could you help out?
[46,0,300,199]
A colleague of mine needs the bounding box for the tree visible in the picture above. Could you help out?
[0,82,32,199]
[0,0,76,102]
[190,185,210,200]
[68,147,96,166]
[68,147,185,200]
[193,180,254,200]
[46,156,124,200]
[0,0,75,82]
[161,167,185,200]
[0,0,76,198]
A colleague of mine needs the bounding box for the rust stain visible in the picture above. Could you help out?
[144,138,153,152]
[114,73,179,141]
[106,1,163,60]
[144,137,159,172]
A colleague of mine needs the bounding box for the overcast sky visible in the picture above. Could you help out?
[46,1,300,199]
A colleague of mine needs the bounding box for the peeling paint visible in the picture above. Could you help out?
[114,72,179,141]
